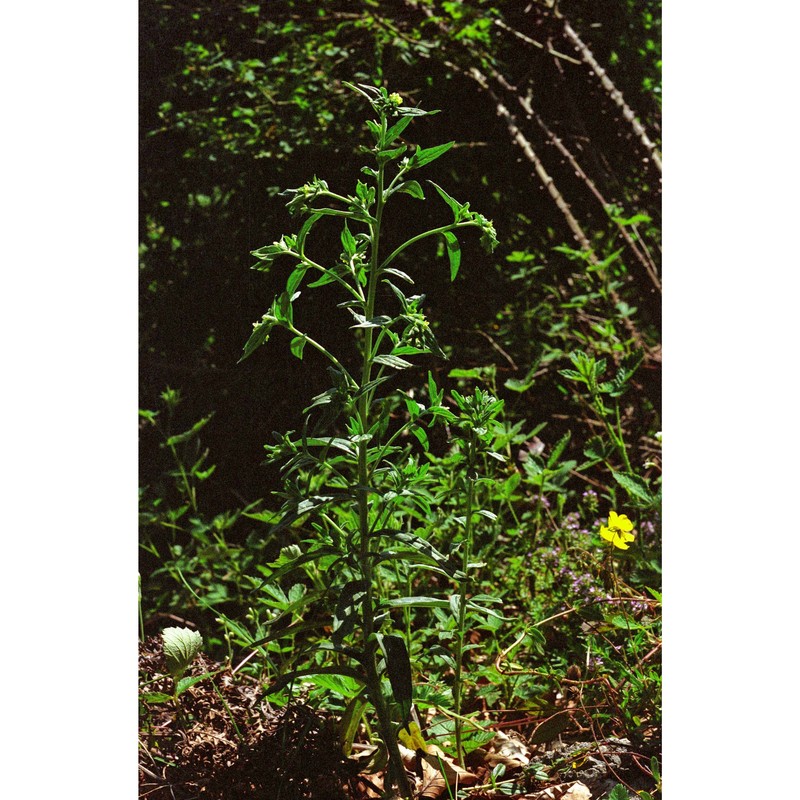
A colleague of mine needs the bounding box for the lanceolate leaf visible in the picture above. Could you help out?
[175,671,217,697]
[385,115,413,145]
[408,141,454,169]
[333,580,368,646]
[264,545,341,582]
[546,430,572,468]
[383,596,450,609]
[340,220,357,258]
[390,530,465,578]
[380,635,413,723]
[297,212,324,253]
[442,230,461,280]
[373,353,413,370]
[339,693,370,756]
[164,414,214,447]
[428,180,465,219]
[239,317,275,363]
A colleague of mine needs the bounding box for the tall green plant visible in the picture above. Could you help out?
[240,83,497,797]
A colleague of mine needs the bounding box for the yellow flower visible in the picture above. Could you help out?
[600,510,635,550]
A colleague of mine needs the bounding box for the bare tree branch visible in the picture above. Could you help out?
[562,20,662,173]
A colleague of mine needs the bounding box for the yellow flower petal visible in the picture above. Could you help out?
[600,526,614,542]
[611,529,635,550]
[608,511,634,532]
[614,537,631,550]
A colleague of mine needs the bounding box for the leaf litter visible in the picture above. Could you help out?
[139,638,654,799]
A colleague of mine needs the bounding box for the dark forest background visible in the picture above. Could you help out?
[139,0,661,527]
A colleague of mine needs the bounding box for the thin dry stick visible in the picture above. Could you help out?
[562,20,662,172]
[492,17,581,64]
[473,328,519,370]
[517,89,661,292]
[490,66,660,291]
[466,65,645,348]
[466,65,594,254]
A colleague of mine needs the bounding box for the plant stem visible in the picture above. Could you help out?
[452,451,476,766]
[355,125,411,799]
[167,440,196,512]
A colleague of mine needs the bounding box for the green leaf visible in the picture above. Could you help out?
[289,334,307,359]
[297,212,323,253]
[332,580,368,646]
[175,671,216,696]
[162,627,203,679]
[442,231,461,280]
[275,291,294,325]
[408,141,454,169]
[558,368,585,383]
[349,313,394,329]
[609,614,642,630]
[379,530,464,579]
[306,270,338,288]
[448,367,484,380]
[340,221,356,258]
[411,426,429,449]
[339,692,369,756]
[547,430,571,468]
[251,235,297,267]
[164,414,214,447]
[448,594,461,620]
[428,180,465,220]
[583,435,611,461]
[264,545,341,582]
[239,316,275,363]
[504,376,536,393]
[650,755,661,782]
[383,596,450,609]
[607,785,630,800]
[305,672,363,697]
[378,144,408,162]
[140,692,173,704]
[373,353,413,370]
[286,265,308,296]
[384,115,413,145]
[267,666,366,695]
[380,635,413,723]
[611,470,656,504]
[395,180,425,200]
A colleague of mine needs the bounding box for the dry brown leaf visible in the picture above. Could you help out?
[485,730,531,768]
[521,780,592,800]
[417,756,448,799]
[424,743,480,788]
[356,773,384,799]
[398,741,479,798]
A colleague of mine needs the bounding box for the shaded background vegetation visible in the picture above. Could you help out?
[140,0,660,511]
